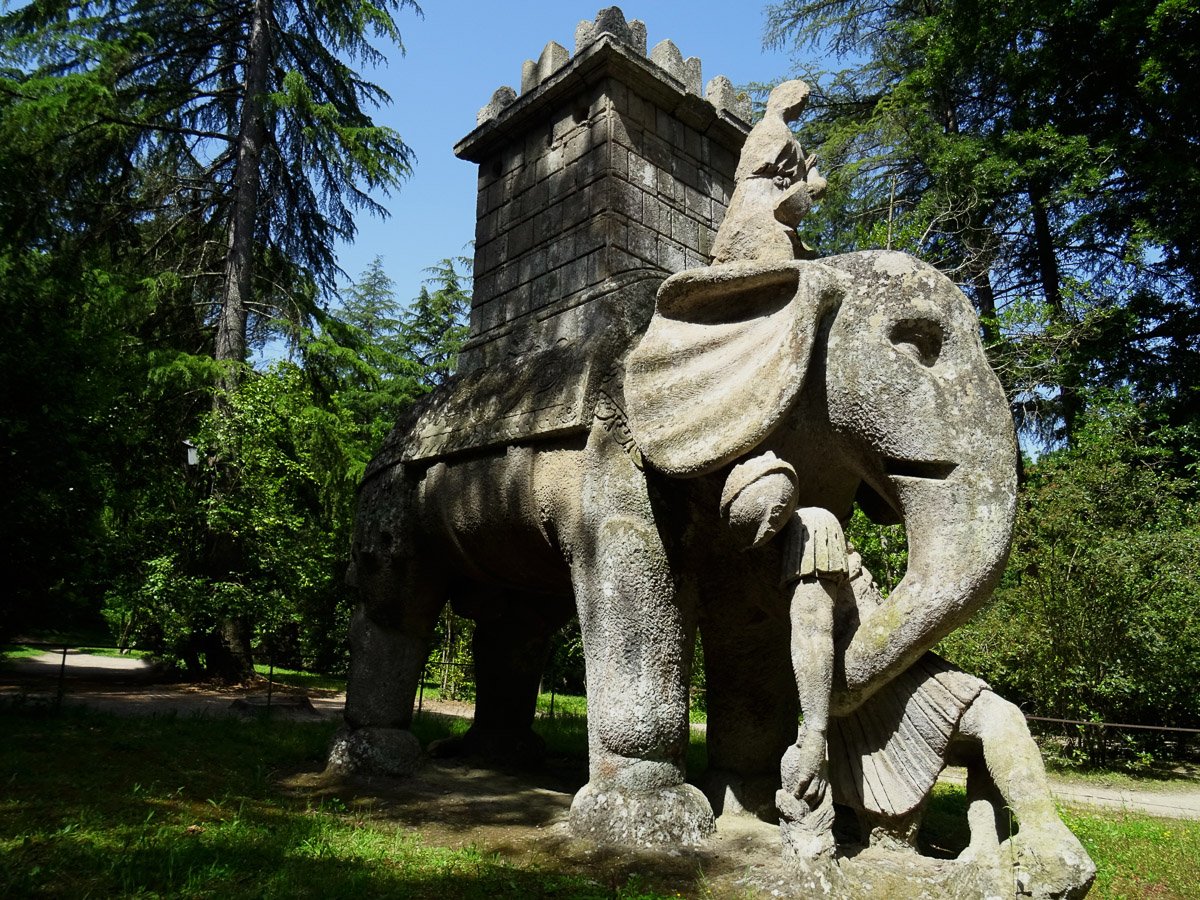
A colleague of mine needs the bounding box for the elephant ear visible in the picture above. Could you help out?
[626,260,844,477]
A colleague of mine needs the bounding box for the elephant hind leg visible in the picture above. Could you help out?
[430,591,572,766]
[329,538,448,778]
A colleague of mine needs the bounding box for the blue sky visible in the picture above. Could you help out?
[337,1,804,307]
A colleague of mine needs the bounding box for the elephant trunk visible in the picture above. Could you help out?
[835,455,1016,716]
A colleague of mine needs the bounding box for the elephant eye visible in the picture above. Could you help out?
[889,318,944,367]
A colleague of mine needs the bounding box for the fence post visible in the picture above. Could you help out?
[54,643,68,711]
[417,664,426,718]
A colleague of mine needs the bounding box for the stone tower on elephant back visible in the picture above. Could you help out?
[456,7,751,373]
[380,8,752,467]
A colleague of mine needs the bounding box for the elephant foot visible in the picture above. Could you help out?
[427,725,546,768]
[568,782,715,848]
[995,826,1096,899]
[701,769,779,821]
[326,726,422,778]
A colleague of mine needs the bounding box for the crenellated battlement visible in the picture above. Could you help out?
[475,7,751,131]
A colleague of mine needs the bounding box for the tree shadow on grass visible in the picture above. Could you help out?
[1,805,649,899]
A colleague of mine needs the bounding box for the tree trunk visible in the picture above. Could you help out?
[1029,186,1080,440]
[971,266,1000,346]
[215,0,272,397]
[204,0,273,682]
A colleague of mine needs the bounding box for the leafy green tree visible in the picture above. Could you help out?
[0,199,218,644]
[845,507,908,597]
[1,0,420,675]
[939,398,1200,759]
[100,256,472,677]
[2,0,419,365]
[766,0,1200,444]
[103,362,354,672]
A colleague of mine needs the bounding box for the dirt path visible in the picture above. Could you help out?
[0,649,467,720]
[5,650,1199,821]
[935,766,1200,821]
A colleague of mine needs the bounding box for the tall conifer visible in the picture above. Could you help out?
[2,0,420,676]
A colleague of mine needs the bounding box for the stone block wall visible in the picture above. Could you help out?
[454,8,751,373]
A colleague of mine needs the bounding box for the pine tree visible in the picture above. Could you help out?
[767,0,1200,445]
[301,257,426,458]
[402,257,472,388]
[1,0,421,677]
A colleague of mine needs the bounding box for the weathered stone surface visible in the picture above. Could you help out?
[337,9,1090,894]
[705,74,751,124]
[719,451,798,550]
[569,783,715,847]
[476,85,516,125]
[575,6,646,56]
[710,79,826,265]
[775,842,1092,900]
[520,41,569,94]
[649,39,701,94]
[454,9,749,375]
[624,259,844,477]
[785,507,849,581]
[326,727,422,778]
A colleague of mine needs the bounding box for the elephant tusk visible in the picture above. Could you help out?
[882,458,958,481]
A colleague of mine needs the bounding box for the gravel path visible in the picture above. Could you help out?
[935,766,1200,821]
[5,650,1198,820]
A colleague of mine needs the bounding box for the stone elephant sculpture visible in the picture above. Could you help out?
[328,248,1018,849]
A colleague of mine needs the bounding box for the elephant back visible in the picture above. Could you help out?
[364,277,658,480]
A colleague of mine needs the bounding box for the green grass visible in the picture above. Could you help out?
[254,663,347,693]
[0,709,682,899]
[536,690,588,720]
[1,644,45,660]
[1064,808,1200,899]
[4,706,1194,899]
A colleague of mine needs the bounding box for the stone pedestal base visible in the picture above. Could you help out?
[780,839,1093,900]
[326,727,422,778]
[568,782,716,848]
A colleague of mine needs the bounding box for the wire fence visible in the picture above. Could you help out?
[1022,715,1199,768]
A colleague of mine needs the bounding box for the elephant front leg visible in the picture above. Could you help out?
[567,514,715,847]
[328,605,430,776]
